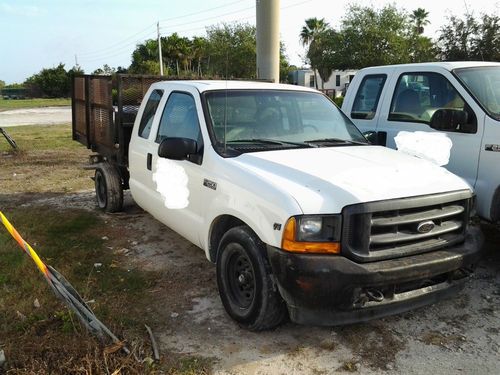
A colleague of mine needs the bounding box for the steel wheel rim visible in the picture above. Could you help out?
[226,246,256,309]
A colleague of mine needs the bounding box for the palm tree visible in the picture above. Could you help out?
[300,18,329,46]
[410,8,430,34]
[300,18,329,89]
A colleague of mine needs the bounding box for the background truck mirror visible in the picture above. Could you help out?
[429,109,469,132]
[158,137,197,161]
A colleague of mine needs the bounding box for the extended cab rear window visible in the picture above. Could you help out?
[351,74,386,120]
[138,89,163,139]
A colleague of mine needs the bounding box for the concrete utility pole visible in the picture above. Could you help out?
[256,0,280,83]
[158,21,164,76]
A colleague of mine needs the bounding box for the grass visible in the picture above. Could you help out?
[0,207,159,374]
[0,124,93,193]
[0,123,213,374]
[0,97,70,112]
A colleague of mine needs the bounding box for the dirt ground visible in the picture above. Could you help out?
[3,190,498,375]
[0,107,71,127]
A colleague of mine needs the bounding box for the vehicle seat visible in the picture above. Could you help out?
[256,106,283,136]
[394,89,422,116]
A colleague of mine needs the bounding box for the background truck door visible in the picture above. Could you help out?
[343,73,388,142]
[375,69,484,188]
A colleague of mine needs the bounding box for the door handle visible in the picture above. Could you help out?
[147,153,152,170]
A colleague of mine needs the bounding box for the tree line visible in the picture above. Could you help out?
[2,6,498,98]
[301,5,499,88]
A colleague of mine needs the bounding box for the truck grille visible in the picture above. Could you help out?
[342,190,472,262]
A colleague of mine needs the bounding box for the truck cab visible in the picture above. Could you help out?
[342,62,500,222]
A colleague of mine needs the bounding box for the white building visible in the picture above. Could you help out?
[288,69,357,97]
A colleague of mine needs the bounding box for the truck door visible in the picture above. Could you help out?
[146,90,205,247]
[375,70,484,188]
[129,88,165,209]
[343,73,388,143]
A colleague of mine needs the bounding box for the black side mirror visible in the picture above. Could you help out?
[158,137,197,161]
[363,131,377,144]
[362,131,386,146]
[429,109,469,132]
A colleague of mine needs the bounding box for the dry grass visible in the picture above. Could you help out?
[0,125,213,374]
[0,124,93,193]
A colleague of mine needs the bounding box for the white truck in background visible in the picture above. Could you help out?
[342,62,500,223]
[72,75,482,330]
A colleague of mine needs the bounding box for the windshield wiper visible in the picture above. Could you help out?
[305,137,368,146]
[227,138,315,147]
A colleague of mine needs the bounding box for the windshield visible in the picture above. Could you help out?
[204,90,367,152]
[455,66,500,120]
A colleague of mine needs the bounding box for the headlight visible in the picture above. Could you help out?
[282,215,341,254]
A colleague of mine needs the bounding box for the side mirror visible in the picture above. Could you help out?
[429,109,468,132]
[362,131,386,146]
[363,131,377,144]
[158,137,197,161]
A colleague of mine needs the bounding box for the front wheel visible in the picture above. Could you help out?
[216,226,287,331]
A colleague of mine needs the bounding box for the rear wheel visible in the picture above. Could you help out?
[216,226,287,331]
[94,164,123,213]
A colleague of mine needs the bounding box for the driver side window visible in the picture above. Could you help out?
[156,92,202,144]
[388,72,476,133]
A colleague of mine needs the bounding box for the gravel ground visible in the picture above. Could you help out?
[0,106,71,127]
[7,191,499,375]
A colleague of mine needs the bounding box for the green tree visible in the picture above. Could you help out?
[24,63,71,97]
[303,5,436,71]
[340,5,412,68]
[129,39,160,74]
[437,14,479,60]
[92,64,115,75]
[410,8,430,34]
[0,80,5,90]
[205,23,258,79]
[300,18,329,88]
[438,13,500,61]
[474,14,500,61]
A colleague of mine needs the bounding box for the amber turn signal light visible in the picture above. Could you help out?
[281,217,340,254]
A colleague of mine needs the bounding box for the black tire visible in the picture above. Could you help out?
[216,226,287,331]
[94,164,123,213]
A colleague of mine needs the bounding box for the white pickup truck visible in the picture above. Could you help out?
[72,75,482,330]
[342,62,500,223]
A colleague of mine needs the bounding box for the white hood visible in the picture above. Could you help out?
[230,146,472,214]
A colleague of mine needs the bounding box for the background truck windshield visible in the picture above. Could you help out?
[204,90,366,147]
[455,67,500,120]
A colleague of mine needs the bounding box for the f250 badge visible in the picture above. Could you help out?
[485,144,500,152]
[203,179,217,190]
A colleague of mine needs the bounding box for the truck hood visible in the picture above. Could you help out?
[230,146,472,214]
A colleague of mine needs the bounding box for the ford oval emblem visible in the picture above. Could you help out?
[417,220,435,233]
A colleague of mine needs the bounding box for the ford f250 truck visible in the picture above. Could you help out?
[342,62,500,223]
[72,75,482,330]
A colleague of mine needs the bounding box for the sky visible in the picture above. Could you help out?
[0,0,499,84]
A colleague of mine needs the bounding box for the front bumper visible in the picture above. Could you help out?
[266,226,483,326]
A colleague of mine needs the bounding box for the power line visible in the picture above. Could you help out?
[78,31,157,63]
[77,0,313,65]
[78,0,246,57]
[158,0,247,22]
[78,22,157,57]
